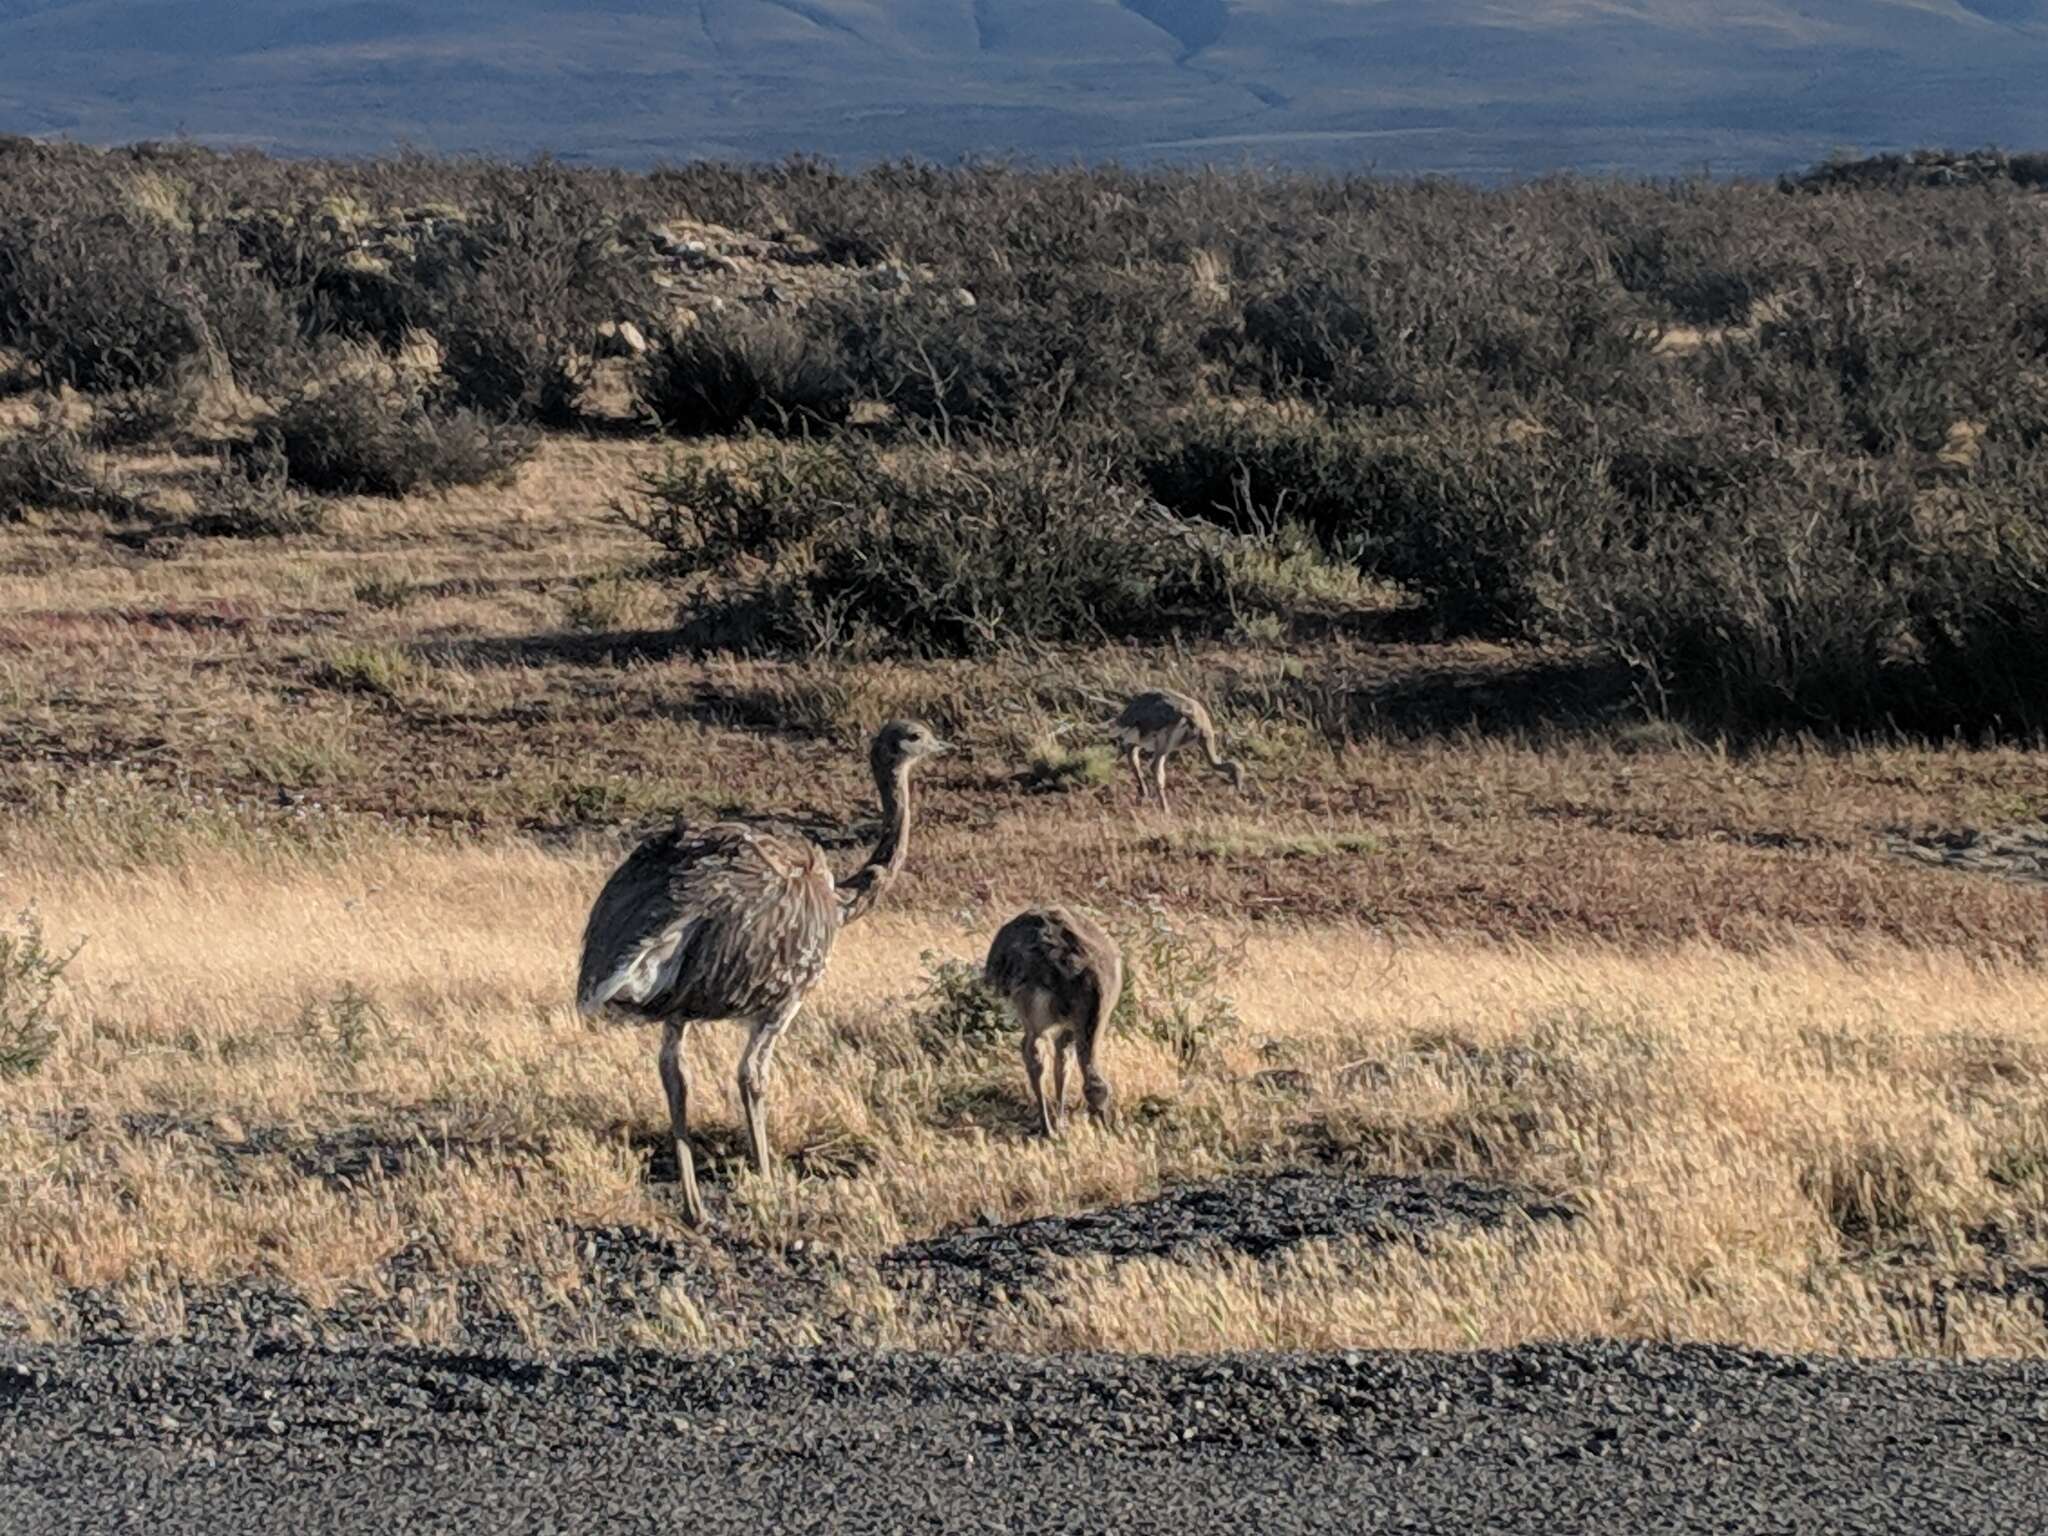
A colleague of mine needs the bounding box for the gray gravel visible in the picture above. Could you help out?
[4,1340,2045,1533]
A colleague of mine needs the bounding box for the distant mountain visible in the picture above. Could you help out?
[2,1,2046,176]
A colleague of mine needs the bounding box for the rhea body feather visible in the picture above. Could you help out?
[985,905,1122,1018]
[576,824,840,1024]
[576,719,931,1029]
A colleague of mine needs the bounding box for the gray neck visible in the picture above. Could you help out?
[837,759,911,924]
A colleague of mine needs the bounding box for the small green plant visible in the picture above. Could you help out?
[0,909,78,1078]
[560,574,635,634]
[316,643,416,700]
[551,778,630,824]
[909,950,1010,1055]
[352,575,417,611]
[296,983,389,1065]
[1022,739,1117,792]
[1110,901,1242,1067]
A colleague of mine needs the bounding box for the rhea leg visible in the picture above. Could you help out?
[1151,747,1171,815]
[1021,1030,1056,1137]
[657,1021,705,1227]
[1050,1033,1072,1134]
[1076,1016,1113,1128]
[1126,744,1149,805]
[738,994,803,1179]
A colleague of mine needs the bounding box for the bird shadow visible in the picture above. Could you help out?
[412,627,693,670]
[614,1122,881,1187]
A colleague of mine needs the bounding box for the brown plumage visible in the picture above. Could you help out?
[576,718,949,1224]
[1111,688,1246,812]
[984,906,1122,1137]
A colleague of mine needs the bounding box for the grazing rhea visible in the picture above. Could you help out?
[1110,688,1246,812]
[985,906,1122,1137]
[575,719,949,1225]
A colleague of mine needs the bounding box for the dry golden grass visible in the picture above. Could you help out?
[3,836,2045,1356]
[5,433,2048,1358]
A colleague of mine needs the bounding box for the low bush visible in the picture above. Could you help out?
[187,442,327,537]
[636,310,853,435]
[87,385,186,448]
[825,268,1209,435]
[0,177,302,394]
[422,166,659,423]
[624,438,1243,655]
[0,424,145,521]
[1556,445,2048,734]
[255,371,535,496]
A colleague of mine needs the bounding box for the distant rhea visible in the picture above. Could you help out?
[1110,688,1246,813]
[984,906,1122,1137]
[576,719,949,1225]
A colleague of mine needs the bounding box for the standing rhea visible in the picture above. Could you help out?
[576,719,949,1225]
[1110,688,1246,812]
[984,906,1122,1137]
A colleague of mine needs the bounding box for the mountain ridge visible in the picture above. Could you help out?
[2,1,2045,175]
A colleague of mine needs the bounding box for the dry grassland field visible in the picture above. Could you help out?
[3,144,2048,1529]
[7,427,2048,1362]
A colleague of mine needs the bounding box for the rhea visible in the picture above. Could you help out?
[984,906,1122,1137]
[1110,688,1246,812]
[576,719,949,1225]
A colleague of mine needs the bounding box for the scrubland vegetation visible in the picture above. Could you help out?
[3,140,2047,1358]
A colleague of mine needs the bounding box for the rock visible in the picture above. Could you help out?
[595,320,648,358]
[949,287,977,310]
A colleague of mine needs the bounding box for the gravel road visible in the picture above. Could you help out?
[5,1340,2045,1533]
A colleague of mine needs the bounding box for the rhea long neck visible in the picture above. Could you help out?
[837,756,911,925]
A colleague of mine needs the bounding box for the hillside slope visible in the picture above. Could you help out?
[1,1,2045,173]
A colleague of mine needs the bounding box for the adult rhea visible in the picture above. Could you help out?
[576,719,949,1224]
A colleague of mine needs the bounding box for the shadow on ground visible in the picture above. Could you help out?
[882,1169,1576,1303]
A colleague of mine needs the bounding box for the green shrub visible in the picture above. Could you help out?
[316,644,418,699]
[909,951,1011,1055]
[0,909,78,1079]
[352,576,417,611]
[1022,740,1119,792]
[1108,902,1241,1068]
